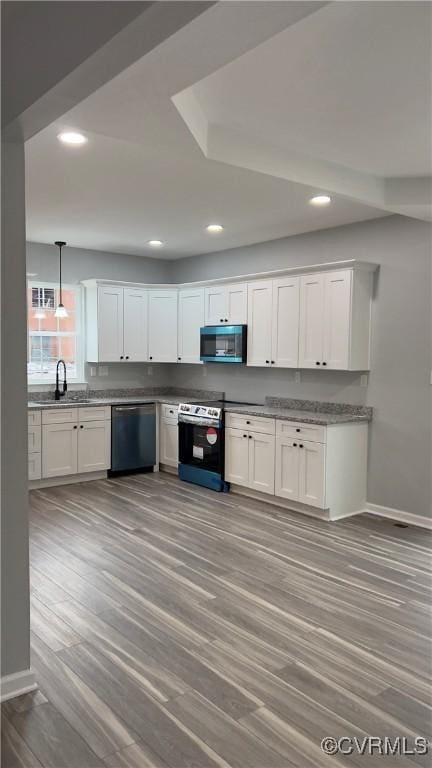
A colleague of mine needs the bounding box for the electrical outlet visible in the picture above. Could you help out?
[89,366,97,377]
[295,371,301,383]
[147,366,153,376]
[98,366,108,376]
[360,374,369,387]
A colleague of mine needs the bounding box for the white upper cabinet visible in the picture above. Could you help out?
[204,286,226,325]
[204,283,247,326]
[226,283,247,325]
[247,280,273,367]
[178,288,204,364]
[299,269,372,370]
[123,288,148,362]
[97,286,124,362]
[247,277,299,368]
[148,290,178,362]
[85,284,148,362]
[298,274,325,368]
[271,277,299,368]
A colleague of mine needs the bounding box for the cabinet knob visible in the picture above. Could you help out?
[265,360,270,364]
[149,356,153,360]
[271,360,275,365]
[120,356,124,360]
[73,425,77,429]
[296,428,300,432]
[220,318,224,323]
[248,435,252,439]
[225,318,228,322]
[178,357,181,361]
[246,420,250,425]
[80,425,84,429]
[316,361,320,365]
[299,444,304,448]
[243,434,247,438]
[322,361,327,366]
[125,356,129,360]
[293,442,297,447]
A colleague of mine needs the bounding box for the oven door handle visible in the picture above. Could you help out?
[178,415,221,427]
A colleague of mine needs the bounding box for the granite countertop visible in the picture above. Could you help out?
[223,403,370,425]
[27,388,223,411]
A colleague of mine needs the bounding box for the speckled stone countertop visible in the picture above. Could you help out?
[28,388,223,410]
[224,397,372,426]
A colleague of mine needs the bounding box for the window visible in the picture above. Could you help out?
[27,282,83,383]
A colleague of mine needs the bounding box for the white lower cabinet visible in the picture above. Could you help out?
[275,436,325,508]
[225,428,249,485]
[225,422,275,495]
[42,422,78,478]
[159,404,178,468]
[248,431,275,495]
[227,412,368,519]
[28,412,42,480]
[35,407,111,481]
[77,421,111,473]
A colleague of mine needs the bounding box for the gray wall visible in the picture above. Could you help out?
[1,140,32,679]
[27,241,171,285]
[171,216,432,519]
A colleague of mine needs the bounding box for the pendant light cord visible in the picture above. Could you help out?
[59,242,62,305]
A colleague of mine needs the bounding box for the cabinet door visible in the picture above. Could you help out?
[224,428,249,486]
[28,454,41,481]
[42,423,78,478]
[247,281,273,367]
[160,419,178,467]
[78,420,110,473]
[322,271,351,369]
[275,437,299,501]
[204,287,226,326]
[298,274,324,368]
[98,286,124,362]
[178,289,204,364]
[123,288,148,362]
[226,283,247,325]
[272,277,300,368]
[248,431,275,495]
[148,290,178,362]
[298,440,325,508]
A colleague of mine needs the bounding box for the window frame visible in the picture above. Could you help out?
[27,281,84,385]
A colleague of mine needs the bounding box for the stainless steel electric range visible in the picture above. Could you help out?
[177,400,259,492]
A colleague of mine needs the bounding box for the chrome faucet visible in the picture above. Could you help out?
[54,359,67,400]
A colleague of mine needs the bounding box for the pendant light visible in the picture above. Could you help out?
[54,240,68,318]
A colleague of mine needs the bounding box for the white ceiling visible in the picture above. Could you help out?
[25,1,430,260]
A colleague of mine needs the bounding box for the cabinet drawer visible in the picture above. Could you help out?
[42,408,78,425]
[225,412,275,435]
[28,426,41,454]
[161,403,178,420]
[28,453,41,481]
[78,406,111,422]
[28,410,41,426]
[276,420,326,444]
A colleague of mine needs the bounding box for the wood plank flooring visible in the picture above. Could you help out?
[2,473,431,767]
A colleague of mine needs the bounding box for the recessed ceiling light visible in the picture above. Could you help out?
[58,131,87,146]
[309,195,331,206]
[206,224,224,233]
[148,239,163,247]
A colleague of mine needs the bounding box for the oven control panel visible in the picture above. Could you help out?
[178,403,222,420]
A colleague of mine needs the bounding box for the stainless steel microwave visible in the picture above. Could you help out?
[200,325,247,363]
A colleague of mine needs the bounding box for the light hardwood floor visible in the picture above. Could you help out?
[2,472,431,767]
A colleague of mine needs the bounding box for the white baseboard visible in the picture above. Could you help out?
[1,669,37,703]
[364,502,432,530]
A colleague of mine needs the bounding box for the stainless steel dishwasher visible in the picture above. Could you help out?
[110,404,156,475]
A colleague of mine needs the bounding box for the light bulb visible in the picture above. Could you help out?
[54,303,68,318]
